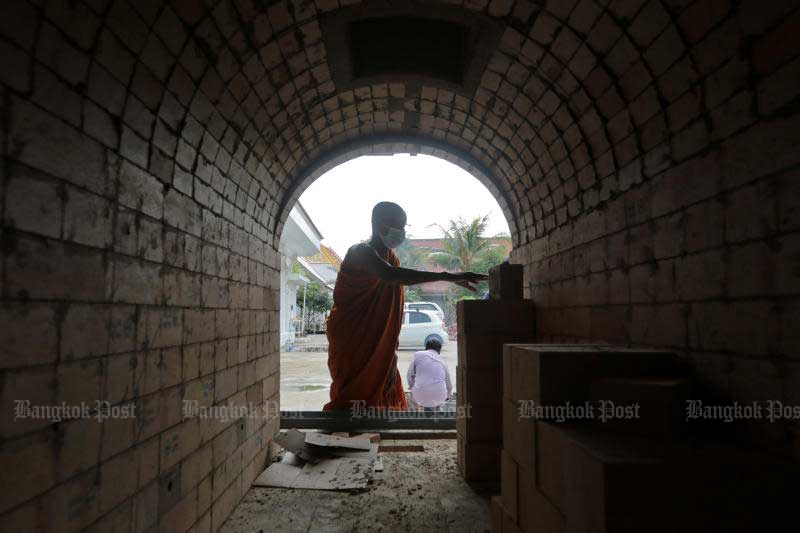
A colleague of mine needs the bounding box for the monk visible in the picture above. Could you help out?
[322,201,487,411]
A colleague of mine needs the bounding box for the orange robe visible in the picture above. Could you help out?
[322,246,407,411]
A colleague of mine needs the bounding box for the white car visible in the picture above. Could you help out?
[398,310,449,349]
[404,301,445,322]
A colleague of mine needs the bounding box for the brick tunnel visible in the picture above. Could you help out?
[1,0,799,531]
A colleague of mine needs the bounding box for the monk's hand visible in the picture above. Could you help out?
[451,271,488,292]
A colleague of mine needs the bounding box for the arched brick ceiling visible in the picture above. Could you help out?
[50,0,787,250]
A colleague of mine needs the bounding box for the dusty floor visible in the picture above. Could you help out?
[221,435,491,532]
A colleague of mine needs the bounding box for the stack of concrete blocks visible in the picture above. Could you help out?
[492,345,795,532]
[456,263,535,483]
[492,344,687,532]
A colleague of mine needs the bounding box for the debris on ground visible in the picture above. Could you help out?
[254,430,382,490]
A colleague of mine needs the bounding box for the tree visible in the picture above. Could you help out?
[296,282,332,315]
[296,282,333,333]
[428,214,492,272]
[395,236,429,302]
[427,215,509,313]
[395,236,426,270]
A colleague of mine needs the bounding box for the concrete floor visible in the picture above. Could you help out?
[221,436,491,532]
[281,336,459,411]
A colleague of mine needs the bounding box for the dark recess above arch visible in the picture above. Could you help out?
[321,2,503,95]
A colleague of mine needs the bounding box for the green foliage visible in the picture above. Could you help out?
[426,215,509,303]
[472,240,508,273]
[404,286,422,302]
[296,282,332,314]
[428,215,491,272]
[395,236,427,270]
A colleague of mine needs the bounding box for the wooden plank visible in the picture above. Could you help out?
[377,445,425,452]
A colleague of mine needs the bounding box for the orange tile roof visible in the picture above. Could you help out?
[303,243,342,267]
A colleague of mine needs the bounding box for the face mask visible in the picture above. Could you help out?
[380,225,405,248]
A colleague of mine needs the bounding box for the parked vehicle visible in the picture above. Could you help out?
[398,310,449,349]
[404,301,445,322]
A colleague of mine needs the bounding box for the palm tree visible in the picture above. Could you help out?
[427,214,492,272]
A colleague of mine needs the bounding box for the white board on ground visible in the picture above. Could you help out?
[253,455,377,490]
[304,431,372,450]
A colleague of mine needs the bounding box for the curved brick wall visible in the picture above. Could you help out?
[0,0,798,531]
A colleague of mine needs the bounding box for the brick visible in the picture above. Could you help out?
[30,65,83,127]
[9,96,107,195]
[0,302,59,368]
[751,9,800,76]
[99,449,138,513]
[0,431,56,514]
[725,181,778,243]
[112,256,162,305]
[4,167,62,238]
[120,126,150,168]
[689,300,773,355]
[63,188,113,248]
[133,482,159,532]
[0,0,38,50]
[775,233,800,295]
[57,416,102,480]
[118,161,164,219]
[0,366,56,438]
[7,235,108,301]
[164,189,203,237]
[0,39,31,93]
[738,0,799,35]
[758,57,800,115]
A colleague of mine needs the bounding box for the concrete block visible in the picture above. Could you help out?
[502,344,684,408]
[458,434,501,482]
[490,495,504,533]
[489,262,524,300]
[461,362,503,407]
[502,397,536,472]
[501,449,519,522]
[518,465,565,533]
[589,377,689,439]
[457,300,536,337]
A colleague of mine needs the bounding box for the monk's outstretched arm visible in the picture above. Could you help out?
[353,244,487,288]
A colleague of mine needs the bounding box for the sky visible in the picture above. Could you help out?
[297,154,511,258]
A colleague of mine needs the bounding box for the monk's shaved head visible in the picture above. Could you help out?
[371,201,406,229]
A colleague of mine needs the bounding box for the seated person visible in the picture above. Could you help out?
[406,338,452,410]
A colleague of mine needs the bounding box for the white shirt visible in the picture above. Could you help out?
[406,349,453,408]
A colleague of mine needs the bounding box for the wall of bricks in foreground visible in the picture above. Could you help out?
[0,1,282,531]
[512,114,800,454]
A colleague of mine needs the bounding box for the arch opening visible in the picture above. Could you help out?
[277,149,512,413]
